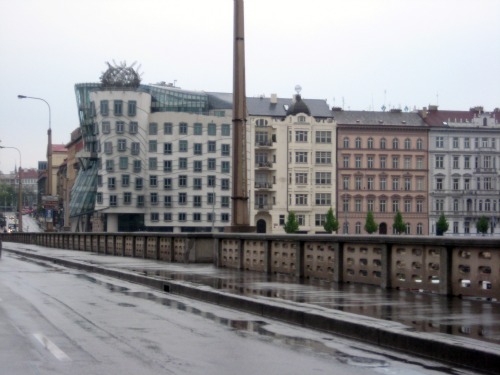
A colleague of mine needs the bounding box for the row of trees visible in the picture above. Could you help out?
[284,209,492,235]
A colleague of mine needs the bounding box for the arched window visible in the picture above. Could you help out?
[392,138,399,149]
[404,138,411,150]
[405,223,411,235]
[380,138,386,149]
[355,137,362,149]
[417,223,423,235]
[343,137,350,148]
[367,137,374,149]
[416,138,423,150]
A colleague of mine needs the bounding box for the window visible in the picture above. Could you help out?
[367,177,374,190]
[163,143,172,155]
[295,131,308,142]
[133,160,141,173]
[194,123,203,135]
[367,199,374,212]
[123,192,131,205]
[404,199,411,213]
[484,177,492,190]
[221,124,230,136]
[102,121,110,134]
[178,175,187,188]
[150,192,158,205]
[119,156,128,170]
[148,140,157,153]
[404,177,411,191]
[453,137,459,148]
[221,213,230,222]
[355,137,362,148]
[116,121,125,134]
[131,142,140,155]
[208,141,216,153]
[179,140,188,152]
[355,176,362,190]
[193,196,202,207]
[150,175,158,188]
[121,175,129,187]
[221,179,230,190]
[416,157,423,169]
[316,131,332,143]
[221,144,230,156]
[295,152,308,163]
[436,178,443,190]
[315,214,326,227]
[416,138,423,150]
[464,156,470,169]
[315,172,331,185]
[135,177,143,190]
[315,193,331,205]
[194,143,202,155]
[416,200,423,213]
[367,156,374,168]
[435,155,444,169]
[113,100,123,116]
[295,194,308,205]
[484,155,492,169]
[355,156,362,168]
[148,157,157,170]
[343,155,349,168]
[417,223,423,235]
[178,193,187,205]
[355,199,361,212]
[129,122,138,134]
[436,136,444,148]
[380,156,386,169]
[150,213,159,222]
[127,101,136,116]
[104,141,113,154]
[163,195,172,207]
[380,177,386,190]
[296,172,308,184]
[207,192,215,205]
[404,157,411,169]
[221,161,230,173]
[453,199,459,212]
[380,199,386,213]
[100,100,109,116]
[405,223,411,235]
[179,158,187,169]
[108,177,116,189]
[404,138,411,149]
[453,156,459,169]
[435,199,444,212]
[392,199,399,212]
[392,177,399,190]
[208,158,216,170]
[164,122,173,134]
[193,178,202,190]
[179,122,188,135]
[110,195,117,207]
[392,138,399,149]
[367,137,373,149]
[315,151,331,164]
[464,178,470,190]
[207,175,216,188]
[105,160,114,172]
[163,160,172,172]
[355,222,362,234]
[194,160,203,172]
[380,138,386,149]
[149,122,158,135]
[343,137,350,148]
[208,123,216,135]
[392,156,399,169]
[342,198,349,212]
[163,178,172,190]
[117,139,127,152]
[453,178,459,190]
[221,196,230,207]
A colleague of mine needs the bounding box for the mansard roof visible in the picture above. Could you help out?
[334,110,426,127]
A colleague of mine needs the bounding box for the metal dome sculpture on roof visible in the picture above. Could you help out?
[100,61,142,89]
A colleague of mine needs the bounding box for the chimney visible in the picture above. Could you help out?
[270,93,277,104]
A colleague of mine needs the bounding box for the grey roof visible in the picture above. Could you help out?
[333,110,427,127]
[247,96,331,118]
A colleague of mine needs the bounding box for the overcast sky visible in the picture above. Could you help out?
[0,0,499,173]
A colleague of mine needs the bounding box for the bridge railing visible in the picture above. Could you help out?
[2,232,499,299]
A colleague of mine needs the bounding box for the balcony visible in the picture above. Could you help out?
[254,182,274,190]
[256,162,274,169]
[254,204,272,211]
[474,168,497,174]
[255,140,274,148]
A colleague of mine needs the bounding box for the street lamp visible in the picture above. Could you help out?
[18,94,54,231]
[0,144,23,232]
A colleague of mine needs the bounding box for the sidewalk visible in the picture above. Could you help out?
[3,241,500,374]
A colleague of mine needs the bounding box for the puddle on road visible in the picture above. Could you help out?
[75,273,464,374]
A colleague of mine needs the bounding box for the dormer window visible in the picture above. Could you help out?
[298,115,306,123]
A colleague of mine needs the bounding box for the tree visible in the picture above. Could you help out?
[283,211,299,234]
[323,207,339,233]
[436,213,449,236]
[364,211,378,234]
[476,216,489,235]
[393,211,406,235]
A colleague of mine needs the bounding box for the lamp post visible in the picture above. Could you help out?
[0,145,22,232]
[18,94,53,231]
